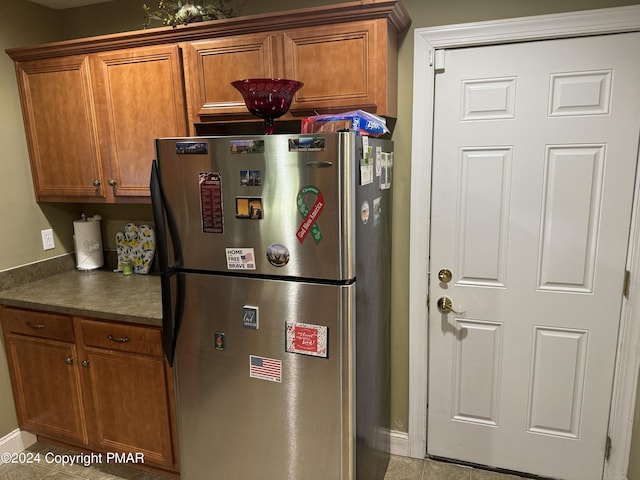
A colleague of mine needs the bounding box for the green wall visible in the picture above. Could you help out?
[3,0,640,475]
[0,0,75,441]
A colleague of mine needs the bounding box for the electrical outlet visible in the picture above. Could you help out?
[41,229,55,251]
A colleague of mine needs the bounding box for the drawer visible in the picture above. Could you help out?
[0,307,74,342]
[80,318,163,357]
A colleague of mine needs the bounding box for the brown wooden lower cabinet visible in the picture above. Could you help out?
[3,335,88,446]
[0,306,179,475]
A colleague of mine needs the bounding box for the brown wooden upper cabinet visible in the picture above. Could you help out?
[91,45,188,201]
[14,55,103,201]
[183,17,402,124]
[6,1,410,203]
[12,45,187,203]
[283,19,397,117]
[182,32,281,121]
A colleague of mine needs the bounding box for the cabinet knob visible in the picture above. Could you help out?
[108,179,117,187]
[93,180,101,187]
[81,360,90,368]
[65,357,73,365]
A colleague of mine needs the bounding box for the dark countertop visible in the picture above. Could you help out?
[0,270,162,327]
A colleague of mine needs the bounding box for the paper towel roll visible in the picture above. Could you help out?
[74,216,104,270]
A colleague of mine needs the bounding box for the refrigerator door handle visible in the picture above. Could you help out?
[160,271,185,366]
[151,158,185,366]
[150,159,183,270]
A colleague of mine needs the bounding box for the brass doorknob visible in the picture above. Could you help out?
[437,296,465,315]
[438,268,453,283]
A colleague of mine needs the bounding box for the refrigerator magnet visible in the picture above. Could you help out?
[243,306,259,330]
[361,201,370,225]
[288,137,325,152]
[225,248,256,270]
[249,355,282,383]
[236,197,263,219]
[360,141,374,186]
[229,139,265,154]
[240,170,262,187]
[373,197,382,226]
[266,243,290,267]
[214,332,226,351]
[176,142,208,155]
[285,322,329,358]
[296,185,324,244]
[379,152,392,190]
[199,172,224,234]
[375,146,383,177]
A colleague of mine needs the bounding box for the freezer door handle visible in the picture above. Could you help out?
[150,158,183,271]
[151,158,185,366]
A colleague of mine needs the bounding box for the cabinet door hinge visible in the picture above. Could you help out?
[605,435,612,461]
[623,269,631,298]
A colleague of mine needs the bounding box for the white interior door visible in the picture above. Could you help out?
[428,32,640,480]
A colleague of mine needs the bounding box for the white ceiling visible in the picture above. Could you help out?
[29,0,113,9]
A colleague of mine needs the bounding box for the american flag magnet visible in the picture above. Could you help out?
[225,248,256,270]
[249,355,282,383]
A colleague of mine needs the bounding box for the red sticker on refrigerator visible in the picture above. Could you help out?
[286,322,328,358]
[199,172,224,233]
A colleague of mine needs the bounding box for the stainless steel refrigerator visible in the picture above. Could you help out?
[151,132,393,480]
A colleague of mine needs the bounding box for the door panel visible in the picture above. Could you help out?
[16,55,103,200]
[5,335,87,445]
[181,33,279,121]
[156,133,358,281]
[92,45,188,199]
[283,21,383,115]
[83,348,174,467]
[175,273,354,480]
[429,33,640,480]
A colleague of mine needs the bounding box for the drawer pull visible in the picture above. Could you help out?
[107,334,130,343]
[26,321,45,329]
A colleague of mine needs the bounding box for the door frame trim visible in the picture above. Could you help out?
[409,6,640,479]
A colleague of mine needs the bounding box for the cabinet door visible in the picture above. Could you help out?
[182,32,281,122]
[81,348,175,469]
[92,45,188,200]
[283,19,394,116]
[15,55,104,201]
[4,334,88,445]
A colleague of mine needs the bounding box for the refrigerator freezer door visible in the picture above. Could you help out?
[175,273,355,480]
[155,133,356,281]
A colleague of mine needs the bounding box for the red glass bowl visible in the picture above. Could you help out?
[231,78,304,134]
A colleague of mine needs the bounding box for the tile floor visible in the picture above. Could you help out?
[0,442,534,480]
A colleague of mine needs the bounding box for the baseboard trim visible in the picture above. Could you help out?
[0,429,37,463]
[383,429,410,457]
